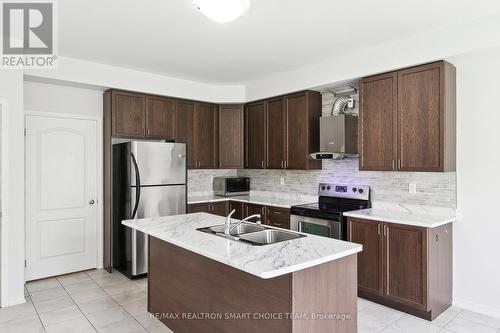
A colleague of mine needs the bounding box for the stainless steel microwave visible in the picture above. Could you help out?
[213,177,250,196]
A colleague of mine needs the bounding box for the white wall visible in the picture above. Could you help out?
[24,56,246,103]
[245,11,500,101]
[448,46,500,317]
[0,70,25,306]
[24,81,104,117]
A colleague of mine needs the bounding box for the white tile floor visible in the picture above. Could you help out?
[0,269,499,333]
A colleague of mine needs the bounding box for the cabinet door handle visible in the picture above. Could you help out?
[261,160,264,168]
[281,160,284,169]
[383,225,387,236]
[147,128,150,136]
[397,159,401,170]
[377,224,381,235]
[285,160,288,169]
[392,160,395,171]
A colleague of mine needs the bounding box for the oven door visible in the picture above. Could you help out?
[290,214,343,240]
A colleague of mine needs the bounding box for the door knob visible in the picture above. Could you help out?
[89,199,95,205]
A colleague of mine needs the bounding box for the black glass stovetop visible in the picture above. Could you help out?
[290,196,370,218]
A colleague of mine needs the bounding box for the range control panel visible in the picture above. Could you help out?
[318,183,370,201]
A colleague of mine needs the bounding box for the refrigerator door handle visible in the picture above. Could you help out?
[131,153,141,219]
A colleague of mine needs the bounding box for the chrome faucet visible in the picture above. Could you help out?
[224,210,261,235]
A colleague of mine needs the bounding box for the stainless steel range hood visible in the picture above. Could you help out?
[308,115,358,160]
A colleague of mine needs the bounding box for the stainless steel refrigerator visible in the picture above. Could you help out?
[112,141,186,278]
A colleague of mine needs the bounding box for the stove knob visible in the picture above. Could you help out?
[321,186,326,191]
[326,185,331,190]
[352,187,357,192]
[358,188,364,194]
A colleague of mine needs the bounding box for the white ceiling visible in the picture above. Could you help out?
[59,0,500,84]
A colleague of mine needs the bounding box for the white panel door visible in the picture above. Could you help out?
[25,115,98,281]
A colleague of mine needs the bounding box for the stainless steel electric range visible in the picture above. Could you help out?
[290,183,371,240]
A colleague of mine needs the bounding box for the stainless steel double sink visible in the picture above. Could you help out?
[197,222,306,246]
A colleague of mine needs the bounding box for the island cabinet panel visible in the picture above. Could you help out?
[149,237,292,333]
[266,206,290,230]
[229,201,245,219]
[148,236,357,333]
[218,105,244,169]
[347,217,453,321]
[347,218,384,296]
[111,91,146,138]
[359,61,456,172]
[245,101,267,169]
[145,96,176,140]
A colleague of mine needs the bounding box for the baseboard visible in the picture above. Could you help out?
[7,295,27,307]
[453,297,500,318]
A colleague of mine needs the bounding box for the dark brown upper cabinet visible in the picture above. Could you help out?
[109,90,176,141]
[245,90,322,170]
[146,96,176,140]
[359,73,398,171]
[284,91,322,170]
[195,103,219,169]
[265,97,286,169]
[218,105,244,169]
[176,101,218,169]
[175,100,196,168]
[245,101,267,169]
[111,91,146,138]
[359,61,456,172]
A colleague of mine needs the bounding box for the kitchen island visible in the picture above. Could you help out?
[123,212,362,333]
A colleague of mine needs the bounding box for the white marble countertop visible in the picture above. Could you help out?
[343,208,456,228]
[122,212,362,279]
[188,194,313,209]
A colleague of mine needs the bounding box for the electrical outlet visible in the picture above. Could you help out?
[280,177,285,185]
[409,183,417,194]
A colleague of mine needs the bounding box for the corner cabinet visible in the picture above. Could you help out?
[347,217,452,320]
[359,61,456,172]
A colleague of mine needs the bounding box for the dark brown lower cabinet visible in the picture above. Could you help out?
[229,201,245,219]
[244,203,266,224]
[266,206,290,229]
[347,218,452,320]
[188,202,228,217]
[188,201,290,228]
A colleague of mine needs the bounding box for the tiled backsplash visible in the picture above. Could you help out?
[187,169,237,193]
[237,159,456,208]
[187,91,456,209]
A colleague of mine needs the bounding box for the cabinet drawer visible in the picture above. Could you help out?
[266,207,290,229]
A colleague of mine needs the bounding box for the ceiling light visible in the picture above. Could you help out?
[195,0,250,23]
